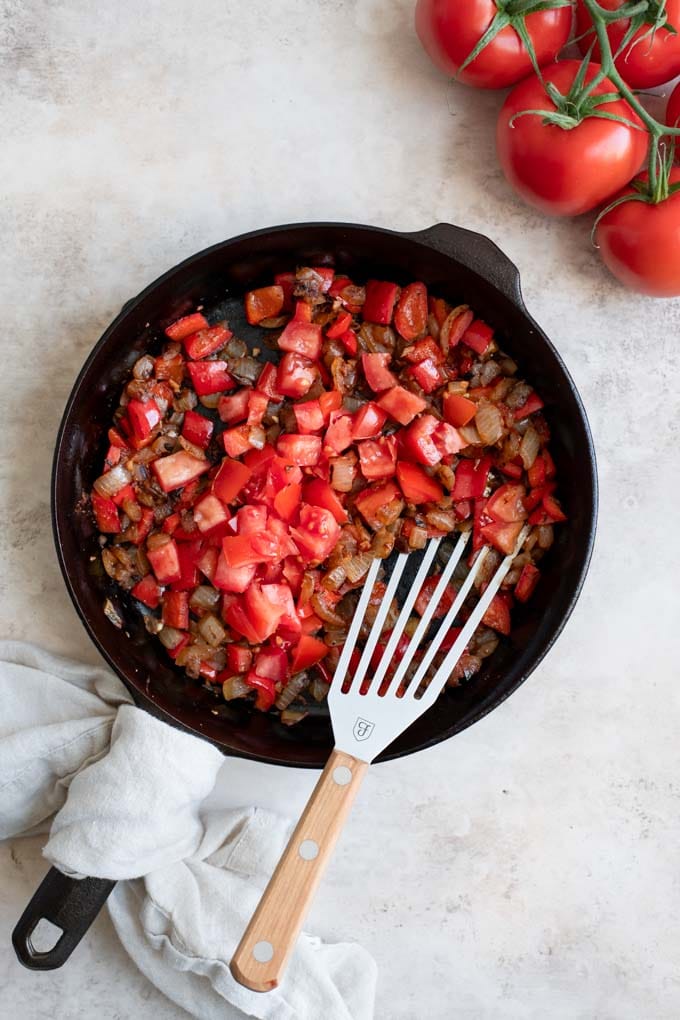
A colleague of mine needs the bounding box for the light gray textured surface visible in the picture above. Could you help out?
[1,1,679,1017]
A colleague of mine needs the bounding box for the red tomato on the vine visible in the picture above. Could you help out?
[596,168,680,296]
[496,61,649,217]
[415,0,573,89]
[575,0,680,89]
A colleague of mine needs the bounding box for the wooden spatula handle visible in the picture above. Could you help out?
[230,748,368,992]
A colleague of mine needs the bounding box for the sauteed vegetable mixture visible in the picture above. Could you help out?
[91,267,566,724]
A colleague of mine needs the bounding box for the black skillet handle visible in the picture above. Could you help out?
[12,867,116,970]
[408,222,525,308]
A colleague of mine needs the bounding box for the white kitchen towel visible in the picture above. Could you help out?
[0,642,377,1020]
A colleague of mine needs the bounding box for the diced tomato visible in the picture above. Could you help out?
[482,593,511,635]
[165,312,209,341]
[326,311,352,339]
[244,673,276,711]
[472,499,492,552]
[302,478,348,524]
[524,484,555,512]
[408,358,445,394]
[108,427,128,450]
[147,539,181,584]
[276,434,322,466]
[499,458,524,480]
[394,282,428,341]
[486,484,527,524]
[529,493,567,524]
[225,644,253,674]
[377,386,427,426]
[125,507,154,545]
[162,590,189,630]
[253,647,288,685]
[212,457,252,504]
[278,319,322,361]
[256,361,283,400]
[401,414,441,466]
[324,411,355,455]
[245,285,284,325]
[223,598,263,644]
[196,544,218,582]
[152,451,210,493]
[451,456,491,501]
[454,499,473,520]
[363,280,400,324]
[358,435,397,480]
[274,271,296,310]
[262,582,299,637]
[186,360,235,396]
[127,398,161,442]
[353,481,402,530]
[318,389,343,422]
[443,393,476,428]
[402,336,444,365]
[480,519,524,555]
[527,453,547,489]
[362,352,397,393]
[415,575,457,618]
[515,563,540,603]
[311,267,335,292]
[277,352,317,398]
[433,421,467,457]
[269,482,299,523]
[290,635,329,673]
[429,296,450,327]
[542,448,556,479]
[396,462,444,503]
[292,300,312,323]
[183,323,232,360]
[221,425,253,458]
[462,319,494,355]
[192,493,227,533]
[170,539,201,591]
[241,583,285,642]
[282,556,304,597]
[349,403,384,441]
[222,533,277,568]
[247,391,269,425]
[290,505,341,564]
[91,492,121,533]
[293,399,324,434]
[131,573,161,609]
[236,505,267,535]
[218,388,250,424]
[181,410,213,449]
[336,328,358,356]
[214,553,257,593]
[514,392,545,420]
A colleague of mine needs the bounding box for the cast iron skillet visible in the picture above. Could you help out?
[13,221,597,971]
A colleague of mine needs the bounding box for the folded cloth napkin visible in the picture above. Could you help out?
[0,641,377,1020]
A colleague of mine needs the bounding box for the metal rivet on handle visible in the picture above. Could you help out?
[253,940,274,963]
[298,839,319,860]
[332,765,352,786]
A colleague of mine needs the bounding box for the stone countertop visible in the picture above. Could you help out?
[1,1,679,1017]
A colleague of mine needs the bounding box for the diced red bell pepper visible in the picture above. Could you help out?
[108,427,128,450]
[289,635,329,673]
[326,311,352,339]
[451,456,492,501]
[225,644,253,674]
[290,505,341,564]
[529,493,567,524]
[254,646,288,683]
[319,389,343,422]
[461,319,494,355]
[274,271,296,310]
[515,563,540,603]
[162,590,189,630]
[443,393,477,428]
[302,478,348,524]
[214,553,257,592]
[293,399,324,434]
[362,353,397,393]
[152,451,210,493]
[212,457,252,504]
[221,425,253,458]
[527,453,547,489]
[256,361,283,400]
[131,573,162,609]
[245,285,284,325]
[170,539,201,591]
[166,632,190,660]
[472,498,492,552]
[293,300,313,322]
[337,328,358,356]
[125,507,154,545]
[183,323,232,360]
[222,597,263,645]
[524,484,556,512]
[415,575,458,618]
[182,410,214,449]
[401,414,441,466]
[402,336,444,365]
[324,411,355,455]
[273,481,302,522]
[277,352,317,398]
[312,266,335,292]
[441,308,474,350]
[407,358,445,394]
[165,311,209,341]
[454,499,473,520]
[186,360,235,396]
[394,282,428,341]
[377,386,427,426]
[218,388,251,424]
[91,492,121,533]
[486,484,527,524]
[543,448,556,479]
[154,348,185,384]
[482,593,512,635]
[276,434,322,466]
[362,280,400,324]
[247,391,269,426]
[193,493,229,533]
[396,462,444,504]
[278,319,322,361]
[358,435,397,481]
[245,673,277,711]
[147,539,181,584]
[514,391,545,420]
[499,458,524,481]
[127,398,161,442]
[353,481,402,530]
[480,519,524,555]
[196,544,218,582]
[352,401,388,440]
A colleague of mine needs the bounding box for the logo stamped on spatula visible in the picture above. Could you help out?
[353,718,375,742]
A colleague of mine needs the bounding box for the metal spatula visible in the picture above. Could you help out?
[230,526,529,992]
